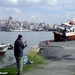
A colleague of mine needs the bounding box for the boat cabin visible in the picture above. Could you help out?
[57,23,75,35]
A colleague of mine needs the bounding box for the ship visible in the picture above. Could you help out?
[53,20,75,41]
[9,27,31,32]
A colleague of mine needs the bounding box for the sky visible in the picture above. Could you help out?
[0,0,75,24]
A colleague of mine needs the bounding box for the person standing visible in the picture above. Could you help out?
[63,28,67,41]
[14,34,27,75]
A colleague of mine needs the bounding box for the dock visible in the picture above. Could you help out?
[23,40,75,75]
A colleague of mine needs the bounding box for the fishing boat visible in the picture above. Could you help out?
[0,44,12,56]
[9,27,31,32]
[53,20,75,41]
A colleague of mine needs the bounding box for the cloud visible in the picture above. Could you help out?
[0,7,21,13]
[57,0,75,5]
[0,7,22,20]
[66,11,75,20]
[0,0,74,12]
[0,0,75,10]
[0,0,18,7]
[12,0,18,3]
[11,8,22,13]
[31,15,37,19]
[25,0,40,3]
[0,0,75,24]
[0,0,58,7]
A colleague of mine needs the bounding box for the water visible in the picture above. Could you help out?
[0,31,54,68]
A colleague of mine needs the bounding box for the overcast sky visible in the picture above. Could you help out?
[0,0,75,24]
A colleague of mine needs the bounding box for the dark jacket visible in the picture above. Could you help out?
[14,39,25,57]
[63,29,66,39]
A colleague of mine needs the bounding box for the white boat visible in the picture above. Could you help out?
[9,27,31,32]
[53,20,75,41]
[0,44,11,56]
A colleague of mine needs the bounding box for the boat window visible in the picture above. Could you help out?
[56,28,59,31]
[58,29,63,33]
[70,29,74,32]
[60,24,65,28]
[66,31,69,33]
[70,30,72,32]
[60,24,71,30]
[65,25,71,30]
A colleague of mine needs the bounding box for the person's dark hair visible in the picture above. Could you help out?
[18,34,22,39]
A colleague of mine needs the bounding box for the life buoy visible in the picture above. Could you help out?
[46,40,50,45]
[69,21,74,25]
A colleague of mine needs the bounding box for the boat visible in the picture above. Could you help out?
[53,20,75,41]
[0,44,11,56]
[9,27,31,32]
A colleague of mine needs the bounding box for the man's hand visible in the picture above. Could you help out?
[24,43,27,47]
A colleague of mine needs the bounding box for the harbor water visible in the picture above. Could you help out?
[0,31,54,68]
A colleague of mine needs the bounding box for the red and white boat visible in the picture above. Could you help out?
[0,44,11,56]
[53,20,75,41]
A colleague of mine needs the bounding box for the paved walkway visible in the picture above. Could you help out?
[23,41,75,75]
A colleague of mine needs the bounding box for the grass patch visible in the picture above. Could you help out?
[23,48,45,72]
[0,67,16,75]
[0,48,45,75]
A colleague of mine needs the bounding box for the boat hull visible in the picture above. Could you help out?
[0,52,6,56]
[53,32,63,41]
[53,32,75,41]
[0,44,10,56]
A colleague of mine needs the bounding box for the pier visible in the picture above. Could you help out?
[23,40,75,75]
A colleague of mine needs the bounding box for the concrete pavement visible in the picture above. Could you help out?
[23,41,75,75]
